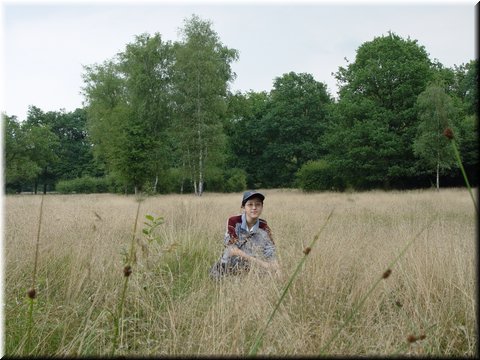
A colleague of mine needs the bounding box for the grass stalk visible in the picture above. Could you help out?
[25,195,45,355]
[248,208,335,356]
[110,198,142,356]
[391,323,437,356]
[317,216,436,356]
[448,135,478,214]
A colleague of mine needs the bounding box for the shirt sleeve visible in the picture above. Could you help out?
[263,239,276,260]
[260,225,275,260]
[223,216,239,246]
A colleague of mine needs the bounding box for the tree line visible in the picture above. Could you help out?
[3,16,478,195]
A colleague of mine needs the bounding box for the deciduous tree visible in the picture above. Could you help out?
[171,15,238,195]
[82,33,173,194]
[224,91,270,188]
[327,32,434,189]
[260,72,332,187]
[413,83,458,189]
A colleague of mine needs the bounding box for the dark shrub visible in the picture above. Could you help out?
[296,160,346,192]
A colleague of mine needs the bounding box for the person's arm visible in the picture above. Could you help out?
[229,246,279,271]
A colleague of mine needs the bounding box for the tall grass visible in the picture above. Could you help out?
[3,189,477,356]
[25,195,45,355]
[110,198,142,356]
[443,127,478,214]
[249,207,335,356]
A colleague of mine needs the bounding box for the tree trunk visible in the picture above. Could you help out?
[436,148,440,191]
[180,159,187,194]
[436,161,440,191]
[153,175,158,194]
[195,71,203,197]
[198,146,204,196]
[42,166,48,194]
[193,180,198,196]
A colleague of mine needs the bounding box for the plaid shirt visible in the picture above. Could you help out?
[220,213,276,266]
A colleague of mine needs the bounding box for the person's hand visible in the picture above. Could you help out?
[229,247,245,257]
[229,247,278,272]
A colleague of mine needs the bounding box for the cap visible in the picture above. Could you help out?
[241,190,265,207]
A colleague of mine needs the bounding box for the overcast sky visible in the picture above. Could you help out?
[0,0,477,121]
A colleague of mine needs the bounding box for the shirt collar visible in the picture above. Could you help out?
[241,213,259,232]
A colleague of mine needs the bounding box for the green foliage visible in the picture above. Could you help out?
[296,160,346,192]
[224,91,270,188]
[56,176,111,194]
[180,167,246,193]
[171,15,239,195]
[456,115,479,184]
[327,32,436,189]
[5,21,478,193]
[30,107,97,181]
[259,72,332,187]
[160,168,193,194]
[82,33,173,194]
[452,60,478,116]
[224,168,247,192]
[336,31,433,113]
[413,83,459,186]
[203,167,225,192]
[324,116,406,189]
[142,214,165,244]
[4,114,41,188]
[4,110,61,193]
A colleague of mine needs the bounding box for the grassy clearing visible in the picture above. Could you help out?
[3,189,477,356]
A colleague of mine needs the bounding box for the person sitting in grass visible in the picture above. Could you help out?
[209,190,279,279]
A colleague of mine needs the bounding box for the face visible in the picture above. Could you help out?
[243,196,263,222]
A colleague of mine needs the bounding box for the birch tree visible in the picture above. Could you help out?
[172,15,238,195]
[413,83,458,189]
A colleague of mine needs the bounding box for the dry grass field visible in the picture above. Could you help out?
[3,188,477,356]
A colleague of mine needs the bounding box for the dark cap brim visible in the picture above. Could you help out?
[242,191,265,206]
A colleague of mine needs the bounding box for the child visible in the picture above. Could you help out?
[209,191,278,279]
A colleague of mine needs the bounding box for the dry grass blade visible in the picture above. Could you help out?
[110,199,142,356]
[318,216,436,356]
[3,190,475,356]
[26,195,45,355]
[449,136,477,214]
[248,208,335,356]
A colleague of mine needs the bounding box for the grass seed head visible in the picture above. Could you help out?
[382,269,392,279]
[443,127,454,140]
[123,265,132,277]
[407,335,417,343]
[27,288,36,299]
